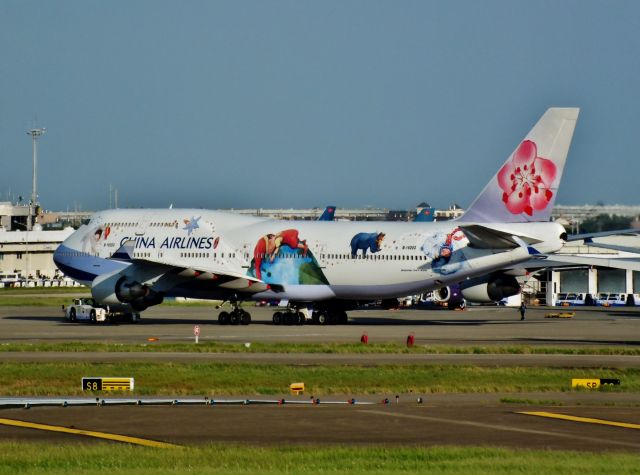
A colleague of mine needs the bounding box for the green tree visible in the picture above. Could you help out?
[579,214,633,233]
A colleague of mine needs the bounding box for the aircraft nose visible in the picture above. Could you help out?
[53,243,65,270]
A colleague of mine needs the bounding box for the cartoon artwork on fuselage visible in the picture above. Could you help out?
[350,232,385,258]
[421,227,468,275]
[82,225,110,254]
[248,229,329,285]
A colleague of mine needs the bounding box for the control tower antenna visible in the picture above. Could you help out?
[26,124,46,230]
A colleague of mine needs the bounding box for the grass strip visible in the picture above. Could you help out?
[0,297,89,307]
[1,362,638,396]
[0,287,88,294]
[1,341,639,355]
[1,443,640,474]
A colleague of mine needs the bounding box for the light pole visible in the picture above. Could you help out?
[26,126,46,231]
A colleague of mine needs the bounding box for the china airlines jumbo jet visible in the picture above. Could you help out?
[54,108,579,324]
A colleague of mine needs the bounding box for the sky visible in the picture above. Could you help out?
[1,1,639,212]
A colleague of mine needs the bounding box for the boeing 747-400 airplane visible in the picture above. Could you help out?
[54,108,578,324]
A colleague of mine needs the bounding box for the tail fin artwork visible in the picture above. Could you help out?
[318,206,336,221]
[414,207,435,222]
[459,108,579,223]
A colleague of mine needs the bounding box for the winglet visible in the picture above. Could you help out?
[459,108,579,223]
[110,239,135,261]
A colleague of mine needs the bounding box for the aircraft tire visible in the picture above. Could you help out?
[230,311,241,325]
[218,311,230,325]
[317,311,327,325]
[241,311,251,325]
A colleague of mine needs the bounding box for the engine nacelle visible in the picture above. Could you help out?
[460,275,520,303]
[116,279,149,302]
[432,287,452,303]
[91,272,163,311]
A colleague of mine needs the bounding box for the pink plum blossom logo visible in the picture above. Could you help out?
[497,140,557,216]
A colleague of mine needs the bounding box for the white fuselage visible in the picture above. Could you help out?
[54,209,565,303]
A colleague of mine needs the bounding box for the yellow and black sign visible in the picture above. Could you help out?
[82,377,134,391]
[290,382,304,395]
[571,378,620,389]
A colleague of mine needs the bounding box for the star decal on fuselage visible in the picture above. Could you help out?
[182,216,201,236]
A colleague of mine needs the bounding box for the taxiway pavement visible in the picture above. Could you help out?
[0,305,638,347]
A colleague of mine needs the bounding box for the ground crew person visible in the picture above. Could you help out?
[519,302,526,320]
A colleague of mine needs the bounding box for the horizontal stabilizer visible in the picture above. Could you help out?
[566,228,640,242]
[581,242,640,254]
[545,254,640,271]
[459,224,542,249]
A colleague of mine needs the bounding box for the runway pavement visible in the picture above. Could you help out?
[0,398,639,451]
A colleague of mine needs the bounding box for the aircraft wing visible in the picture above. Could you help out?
[108,240,269,293]
[458,224,542,250]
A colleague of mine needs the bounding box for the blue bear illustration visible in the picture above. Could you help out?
[350,232,386,257]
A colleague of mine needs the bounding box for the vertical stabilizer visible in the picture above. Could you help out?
[414,207,435,222]
[318,206,336,221]
[459,108,579,223]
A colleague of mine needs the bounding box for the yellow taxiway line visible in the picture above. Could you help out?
[0,418,180,448]
[518,412,640,430]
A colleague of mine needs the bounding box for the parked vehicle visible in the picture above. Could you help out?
[0,273,23,286]
[62,298,140,323]
[596,293,640,307]
[555,293,593,306]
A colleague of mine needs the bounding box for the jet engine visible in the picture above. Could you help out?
[432,287,453,303]
[91,272,163,311]
[430,285,465,309]
[460,274,520,303]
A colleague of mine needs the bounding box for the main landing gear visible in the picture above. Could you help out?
[218,299,251,325]
[272,309,306,325]
[271,308,349,325]
[311,309,348,325]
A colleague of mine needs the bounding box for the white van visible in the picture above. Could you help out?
[555,293,590,306]
[596,293,640,306]
[0,273,23,285]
